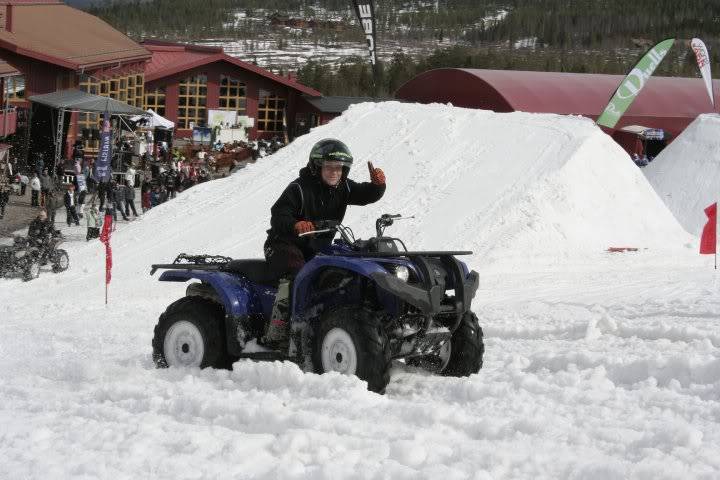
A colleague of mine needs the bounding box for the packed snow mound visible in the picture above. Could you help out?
[644,113,720,235]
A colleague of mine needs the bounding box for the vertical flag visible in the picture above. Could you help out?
[700,202,717,254]
[95,111,113,182]
[690,38,714,108]
[352,0,379,83]
[597,39,675,129]
[99,213,113,303]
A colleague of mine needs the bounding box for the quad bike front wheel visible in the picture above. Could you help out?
[152,297,231,369]
[51,249,69,273]
[442,312,484,377]
[406,313,484,376]
[23,261,40,282]
[313,306,391,394]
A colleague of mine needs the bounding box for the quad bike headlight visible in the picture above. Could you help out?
[391,265,410,282]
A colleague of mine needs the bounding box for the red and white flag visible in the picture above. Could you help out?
[99,213,113,285]
[700,202,717,255]
[691,38,714,108]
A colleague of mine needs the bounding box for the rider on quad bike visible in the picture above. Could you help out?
[262,138,386,347]
[27,209,56,245]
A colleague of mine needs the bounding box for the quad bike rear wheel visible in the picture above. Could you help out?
[152,297,232,369]
[51,249,69,273]
[313,306,391,394]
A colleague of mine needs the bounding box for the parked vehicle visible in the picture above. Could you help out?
[0,232,68,281]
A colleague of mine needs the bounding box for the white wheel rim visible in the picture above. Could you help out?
[321,328,358,375]
[57,253,68,269]
[164,321,205,367]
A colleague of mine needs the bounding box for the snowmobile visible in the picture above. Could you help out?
[150,214,484,393]
[0,232,69,281]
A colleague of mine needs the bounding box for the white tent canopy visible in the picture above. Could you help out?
[131,109,174,129]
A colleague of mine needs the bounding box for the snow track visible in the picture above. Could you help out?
[1,102,719,479]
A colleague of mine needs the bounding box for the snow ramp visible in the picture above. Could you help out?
[644,113,720,236]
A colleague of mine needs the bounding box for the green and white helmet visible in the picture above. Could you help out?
[309,139,354,171]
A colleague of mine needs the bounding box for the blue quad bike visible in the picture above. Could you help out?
[150,214,483,393]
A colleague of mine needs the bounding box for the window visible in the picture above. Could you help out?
[219,75,246,113]
[5,76,25,102]
[177,74,207,129]
[144,87,166,117]
[77,71,145,150]
[106,73,144,107]
[258,90,286,133]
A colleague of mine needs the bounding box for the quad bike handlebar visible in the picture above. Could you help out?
[299,214,416,241]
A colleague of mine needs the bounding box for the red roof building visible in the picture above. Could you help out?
[0,0,151,161]
[142,40,321,140]
[0,2,326,166]
[395,68,719,154]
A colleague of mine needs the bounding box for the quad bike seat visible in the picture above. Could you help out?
[224,259,278,287]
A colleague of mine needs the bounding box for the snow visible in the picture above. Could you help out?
[644,113,720,235]
[1,102,719,479]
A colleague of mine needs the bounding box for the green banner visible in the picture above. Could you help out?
[596,38,675,129]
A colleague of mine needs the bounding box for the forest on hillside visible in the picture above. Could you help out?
[87,0,720,96]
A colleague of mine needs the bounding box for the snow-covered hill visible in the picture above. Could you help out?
[645,113,720,236]
[1,102,718,479]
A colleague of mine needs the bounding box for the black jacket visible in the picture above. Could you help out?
[267,163,385,255]
[28,218,52,240]
[63,191,77,208]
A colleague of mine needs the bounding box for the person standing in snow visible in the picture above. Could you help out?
[34,154,44,177]
[85,201,102,241]
[141,186,151,213]
[19,173,29,196]
[44,188,58,225]
[261,138,386,346]
[125,165,136,188]
[64,184,80,226]
[71,171,88,219]
[30,173,41,207]
[39,168,54,206]
[164,171,176,199]
[150,186,161,208]
[124,180,138,218]
[111,181,129,221]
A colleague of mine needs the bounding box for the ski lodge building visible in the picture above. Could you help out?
[0,0,326,163]
[396,68,719,156]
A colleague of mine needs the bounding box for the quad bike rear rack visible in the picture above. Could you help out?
[150,253,231,275]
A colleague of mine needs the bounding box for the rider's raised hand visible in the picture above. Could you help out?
[367,161,385,185]
[294,220,315,236]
